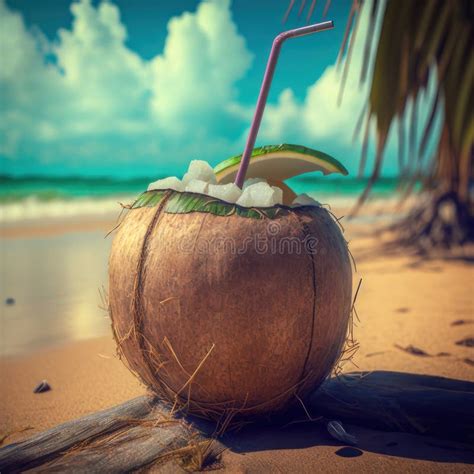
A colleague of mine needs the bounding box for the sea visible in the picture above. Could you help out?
[0,174,405,223]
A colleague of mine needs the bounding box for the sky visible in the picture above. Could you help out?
[0,0,433,179]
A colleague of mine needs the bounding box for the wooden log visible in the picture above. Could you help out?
[309,371,474,443]
[33,417,214,473]
[0,396,215,473]
[1,371,473,472]
[0,396,157,472]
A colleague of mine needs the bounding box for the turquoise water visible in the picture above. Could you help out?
[0,174,402,203]
[0,175,149,203]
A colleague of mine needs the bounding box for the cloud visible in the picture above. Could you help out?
[55,0,150,135]
[0,0,63,152]
[258,61,370,148]
[149,0,252,136]
[0,0,252,175]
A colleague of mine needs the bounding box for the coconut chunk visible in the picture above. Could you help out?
[236,182,282,208]
[185,179,209,194]
[271,186,283,206]
[292,193,321,207]
[148,176,184,192]
[207,183,242,203]
[183,160,217,185]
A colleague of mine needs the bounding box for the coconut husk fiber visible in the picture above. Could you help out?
[108,190,352,421]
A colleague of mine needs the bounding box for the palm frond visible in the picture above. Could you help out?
[359,0,379,85]
[284,0,474,214]
[298,0,307,18]
[306,0,318,24]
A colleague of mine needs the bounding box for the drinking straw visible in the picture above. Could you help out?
[234,21,334,188]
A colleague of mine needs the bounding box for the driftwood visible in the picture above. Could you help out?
[0,397,216,473]
[1,371,473,472]
[310,371,474,443]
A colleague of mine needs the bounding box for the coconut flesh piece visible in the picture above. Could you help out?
[236,182,283,207]
[148,176,184,192]
[182,160,217,186]
[185,179,209,194]
[207,183,242,203]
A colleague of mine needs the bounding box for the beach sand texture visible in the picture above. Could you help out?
[1,213,473,472]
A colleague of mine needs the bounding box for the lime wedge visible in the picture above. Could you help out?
[215,144,348,184]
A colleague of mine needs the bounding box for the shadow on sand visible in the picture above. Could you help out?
[221,371,474,465]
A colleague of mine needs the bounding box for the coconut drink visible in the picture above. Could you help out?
[109,21,352,420]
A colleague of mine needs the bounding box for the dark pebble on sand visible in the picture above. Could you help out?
[335,447,363,458]
[5,297,15,305]
[34,380,51,393]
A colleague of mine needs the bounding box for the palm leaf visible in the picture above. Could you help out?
[359,0,379,85]
[337,0,362,106]
[285,0,474,214]
[306,0,318,24]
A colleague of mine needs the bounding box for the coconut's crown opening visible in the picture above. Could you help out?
[147,144,347,209]
[133,189,322,220]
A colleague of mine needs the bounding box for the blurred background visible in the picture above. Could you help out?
[1,0,472,356]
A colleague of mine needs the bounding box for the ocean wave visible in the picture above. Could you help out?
[0,195,135,223]
[0,189,71,203]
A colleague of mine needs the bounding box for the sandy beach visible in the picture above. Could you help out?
[1,210,473,472]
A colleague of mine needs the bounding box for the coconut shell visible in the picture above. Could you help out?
[109,190,352,419]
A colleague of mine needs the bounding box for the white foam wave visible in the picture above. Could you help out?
[0,196,134,223]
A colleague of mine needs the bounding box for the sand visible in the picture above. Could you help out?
[1,213,473,472]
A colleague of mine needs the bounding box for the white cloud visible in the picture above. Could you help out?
[54,0,150,135]
[0,0,252,174]
[0,0,64,150]
[259,67,363,146]
[149,0,252,136]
